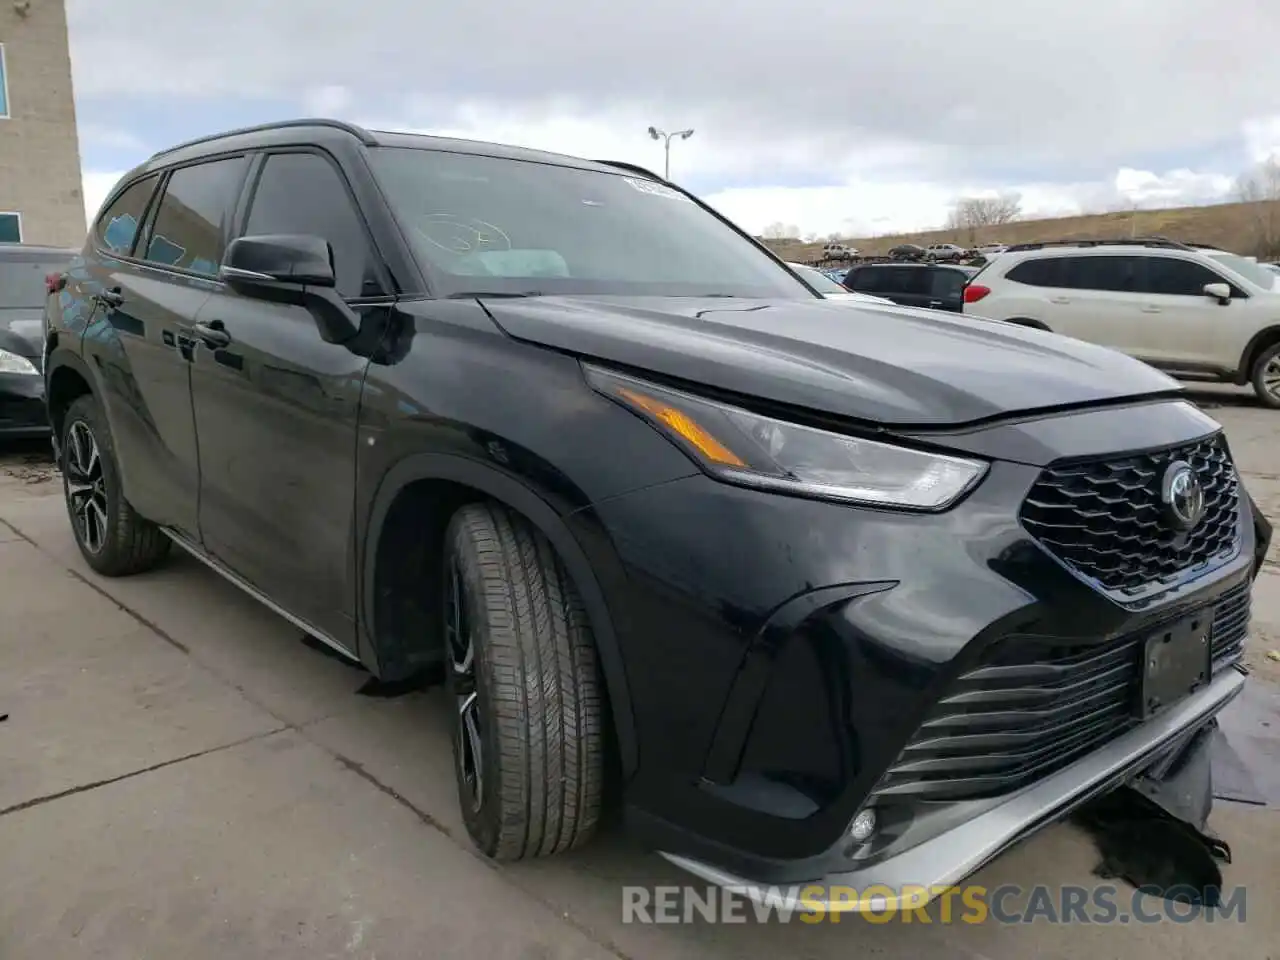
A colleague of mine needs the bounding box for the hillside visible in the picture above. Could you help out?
[762,199,1278,262]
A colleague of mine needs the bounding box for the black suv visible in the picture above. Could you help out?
[843,261,971,312]
[43,120,1271,910]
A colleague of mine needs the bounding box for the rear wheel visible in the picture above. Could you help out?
[1251,342,1280,409]
[60,394,170,576]
[443,502,605,860]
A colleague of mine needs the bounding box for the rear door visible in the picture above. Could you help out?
[75,160,249,538]
[1037,254,1145,348]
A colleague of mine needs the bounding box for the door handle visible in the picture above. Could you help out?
[192,319,231,349]
[1049,296,1071,305]
[94,288,124,309]
[1141,305,1161,314]
[928,300,943,308]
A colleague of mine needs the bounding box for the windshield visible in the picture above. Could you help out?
[0,257,69,309]
[1206,252,1280,291]
[367,146,814,299]
[788,262,848,294]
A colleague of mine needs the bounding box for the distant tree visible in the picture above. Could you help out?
[762,222,801,240]
[945,193,1023,244]
[1235,156,1280,257]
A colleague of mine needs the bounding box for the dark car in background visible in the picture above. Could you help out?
[887,243,926,261]
[1,243,75,438]
[41,119,1270,914]
[842,261,970,312]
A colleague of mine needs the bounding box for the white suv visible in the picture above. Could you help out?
[963,238,1280,408]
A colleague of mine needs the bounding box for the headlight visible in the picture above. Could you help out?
[585,365,987,511]
[0,349,38,376]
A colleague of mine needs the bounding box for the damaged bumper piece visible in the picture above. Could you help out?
[660,668,1245,914]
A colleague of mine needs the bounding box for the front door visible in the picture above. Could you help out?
[189,150,390,651]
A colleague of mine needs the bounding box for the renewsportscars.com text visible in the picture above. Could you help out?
[622,884,1247,925]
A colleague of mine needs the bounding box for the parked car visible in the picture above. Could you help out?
[822,242,857,260]
[887,243,926,261]
[1,242,75,438]
[975,243,1007,260]
[963,238,1280,408]
[842,261,971,312]
[925,243,967,262]
[786,261,894,304]
[43,120,1270,914]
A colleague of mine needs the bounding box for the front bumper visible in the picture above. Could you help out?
[660,666,1245,912]
[0,371,50,438]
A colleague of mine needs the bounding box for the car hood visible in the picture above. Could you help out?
[479,295,1182,427]
[0,308,43,358]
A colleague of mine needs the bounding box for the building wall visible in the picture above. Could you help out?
[0,0,85,248]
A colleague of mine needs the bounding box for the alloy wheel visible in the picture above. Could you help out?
[1263,355,1280,402]
[445,559,484,811]
[65,420,108,555]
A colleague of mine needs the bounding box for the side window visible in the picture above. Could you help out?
[241,152,382,299]
[93,175,160,256]
[143,157,249,274]
[1141,257,1228,297]
[931,268,965,299]
[846,267,878,292]
[886,267,930,295]
[1060,255,1139,293]
[1005,257,1063,287]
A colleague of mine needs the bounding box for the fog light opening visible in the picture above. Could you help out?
[850,807,877,843]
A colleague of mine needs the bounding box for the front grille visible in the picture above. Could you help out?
[1019,435,1240,596]
[872,582,1250,802]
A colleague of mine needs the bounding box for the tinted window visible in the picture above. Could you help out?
[242,152,381,299]
[94,176,160,256]
[1005,258,1063,287]
[366,147,811,299]
[1141,257,1226,297]
[846,267,883,293]
[144,157,249,274]
[0,255,71,308]
[882,267,931,295]
[1060,255,1138,292]
[931,268,966,300]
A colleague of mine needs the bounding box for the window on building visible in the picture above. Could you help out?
[143,156,250,274]
[0,213,20,243]
[0,44,9,118]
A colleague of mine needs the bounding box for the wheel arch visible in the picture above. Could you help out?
[359,452,638,777]
[1005,316,1052,331]
[1237,325,1280,384]
[44,349,97,454]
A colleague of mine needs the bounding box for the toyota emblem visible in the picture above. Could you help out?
[1161,460,1206,531]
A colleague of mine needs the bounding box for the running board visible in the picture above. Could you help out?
[160,529,360,663]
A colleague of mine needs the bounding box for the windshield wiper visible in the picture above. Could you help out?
[447,291,543,299]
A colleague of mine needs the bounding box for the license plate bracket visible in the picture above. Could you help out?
[1138,612,1212,719]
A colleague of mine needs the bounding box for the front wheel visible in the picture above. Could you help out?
[442,502,605,860]
[1251,343,1280,409]
[60,394,170,575]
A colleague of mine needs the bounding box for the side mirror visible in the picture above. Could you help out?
[220,234,336,291]
[1203,282,1231,305]
[219,234,358,345]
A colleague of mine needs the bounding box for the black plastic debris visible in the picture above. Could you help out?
[1074,721,1232,907]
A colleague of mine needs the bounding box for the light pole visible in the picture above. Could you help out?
[647,126,694,180]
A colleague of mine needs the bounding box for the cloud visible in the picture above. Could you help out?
[81,171,125,224]
[65,0,1280,235]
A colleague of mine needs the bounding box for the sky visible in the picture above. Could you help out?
[68,0,1280,240]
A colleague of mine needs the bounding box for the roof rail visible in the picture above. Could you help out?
[1004,236,1196,253]
[148,118,377,161]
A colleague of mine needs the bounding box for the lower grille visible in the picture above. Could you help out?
[873,583,1250,802]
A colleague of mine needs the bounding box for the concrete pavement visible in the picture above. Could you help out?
[1,386,1277,959]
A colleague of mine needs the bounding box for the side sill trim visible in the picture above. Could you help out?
[660,667,1246,913]
[161,529,360,663]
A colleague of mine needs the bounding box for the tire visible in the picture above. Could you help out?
[442,502,605,860]
[60,394,171,576]
[1250,342,1280,409]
